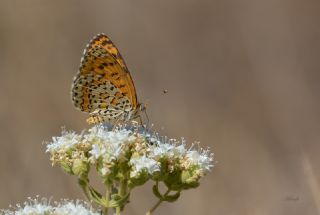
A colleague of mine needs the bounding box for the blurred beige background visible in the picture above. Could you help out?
[1,0,320,214]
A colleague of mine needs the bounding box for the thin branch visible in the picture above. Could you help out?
[146,188,171,215]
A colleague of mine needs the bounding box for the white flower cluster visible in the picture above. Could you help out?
[0,197,99,215]
[46,124,214,188]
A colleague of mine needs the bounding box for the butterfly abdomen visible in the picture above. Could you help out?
[87,115,105,125]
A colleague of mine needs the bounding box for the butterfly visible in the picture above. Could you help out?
[71,34,145,124]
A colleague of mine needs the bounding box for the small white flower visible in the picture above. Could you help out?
[86,125,136,163]
[84,125,133,145]
[149,142,186,160]
[0,197,99,215]
[54,200,99,215]
[150,143,175,159]
[89,141,123,164]
[172,144,187,157]
[89,144,105,160]
[46,130,82,153]
[130,155,160,177]
[14,204,52,215]
[186,149,214,173]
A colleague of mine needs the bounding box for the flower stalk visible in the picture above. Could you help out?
[103,182,111,215]
[146,188,171,215]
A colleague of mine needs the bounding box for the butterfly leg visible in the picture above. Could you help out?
[135,115,142,125]
[111,118,121,131]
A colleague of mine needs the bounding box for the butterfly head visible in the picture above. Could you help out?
[122,103,147,122]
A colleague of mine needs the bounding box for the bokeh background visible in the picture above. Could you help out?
[1,0,320,214]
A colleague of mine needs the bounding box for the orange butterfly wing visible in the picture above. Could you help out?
[71,34,138,117]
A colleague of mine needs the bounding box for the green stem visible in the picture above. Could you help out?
[146,189,171,215]
[116,178,127,215]
[146,199,162,215]
[103,184,111,215]
[78,178,90,201]
[116,206,121,215]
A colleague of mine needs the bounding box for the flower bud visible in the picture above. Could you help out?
[72,159,88,176]
[60,161,74,175]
